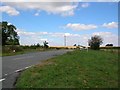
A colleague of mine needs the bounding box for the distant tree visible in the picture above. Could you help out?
[0,21,19,46]
[106,44,113,46]
[43,41,49,48]
[36,43,40,47]
[88,35,103,50]
[73,44,77,46]
[30,44,36,49]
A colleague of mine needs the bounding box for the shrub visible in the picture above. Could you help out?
[88,35,103,50]
[2,45,23,53]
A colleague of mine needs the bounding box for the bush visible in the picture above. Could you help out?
[88,35,103,50]
[2,45,23,53]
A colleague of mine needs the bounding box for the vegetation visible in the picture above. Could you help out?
[43,41,49,48]
[106,44,113,46]
[73,44,77,46]
[16,50,118,88]
[2,44,51,56]
[0,21,19,46]
[100,46,120,49]
[0,21,51,56]
[88,35,103,50]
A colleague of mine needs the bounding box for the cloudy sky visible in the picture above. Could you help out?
[0,1,119,46]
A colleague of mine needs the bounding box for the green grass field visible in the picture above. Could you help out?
[15,50,118,88]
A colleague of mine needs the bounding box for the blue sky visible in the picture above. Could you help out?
[1,2,119,46]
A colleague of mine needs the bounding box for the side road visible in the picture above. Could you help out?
[2,49,73,88]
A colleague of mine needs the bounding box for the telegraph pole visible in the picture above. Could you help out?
[64,35,66,46]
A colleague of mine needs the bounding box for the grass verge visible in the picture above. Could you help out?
[15,50,118,88]
[2,48,53,56]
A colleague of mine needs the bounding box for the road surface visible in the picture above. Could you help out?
[1,49,72,88]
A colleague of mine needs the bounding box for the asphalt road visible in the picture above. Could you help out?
[1,49,72,88]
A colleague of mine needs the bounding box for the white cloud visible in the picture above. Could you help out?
[94,0,119,2]
[17,29,118,46]
[7,23,12,25]
[2,0,119,2]
[64,23,98,31]
[81,3,90,8]
[34,12,39,16]
[64,33,71,36]
[102,22,118,29]
[92,32,118,46]
[40,39,48,41]
[92,32,112,36]
[17,29,35,36]
[2,2,78,16]
[2,0,79,2]
[0,5,19,16]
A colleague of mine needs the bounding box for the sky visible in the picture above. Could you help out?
[0,1,119,46]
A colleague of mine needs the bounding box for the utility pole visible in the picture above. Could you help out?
[64,35,66,46]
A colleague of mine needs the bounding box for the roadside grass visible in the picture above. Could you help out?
[2,51,24,56]
[100,49,120,54]
[15,50,118,88]
[2,48,53,56]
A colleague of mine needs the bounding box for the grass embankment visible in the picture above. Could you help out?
[16,50,118,88]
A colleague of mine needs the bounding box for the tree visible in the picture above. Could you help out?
[43,41,49,48]
[36,43,40,47]
[0,23,2,46]
[73,44,77,46]
[0,21,20,46]
[106,44,113,46]
[88,35,103,50]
